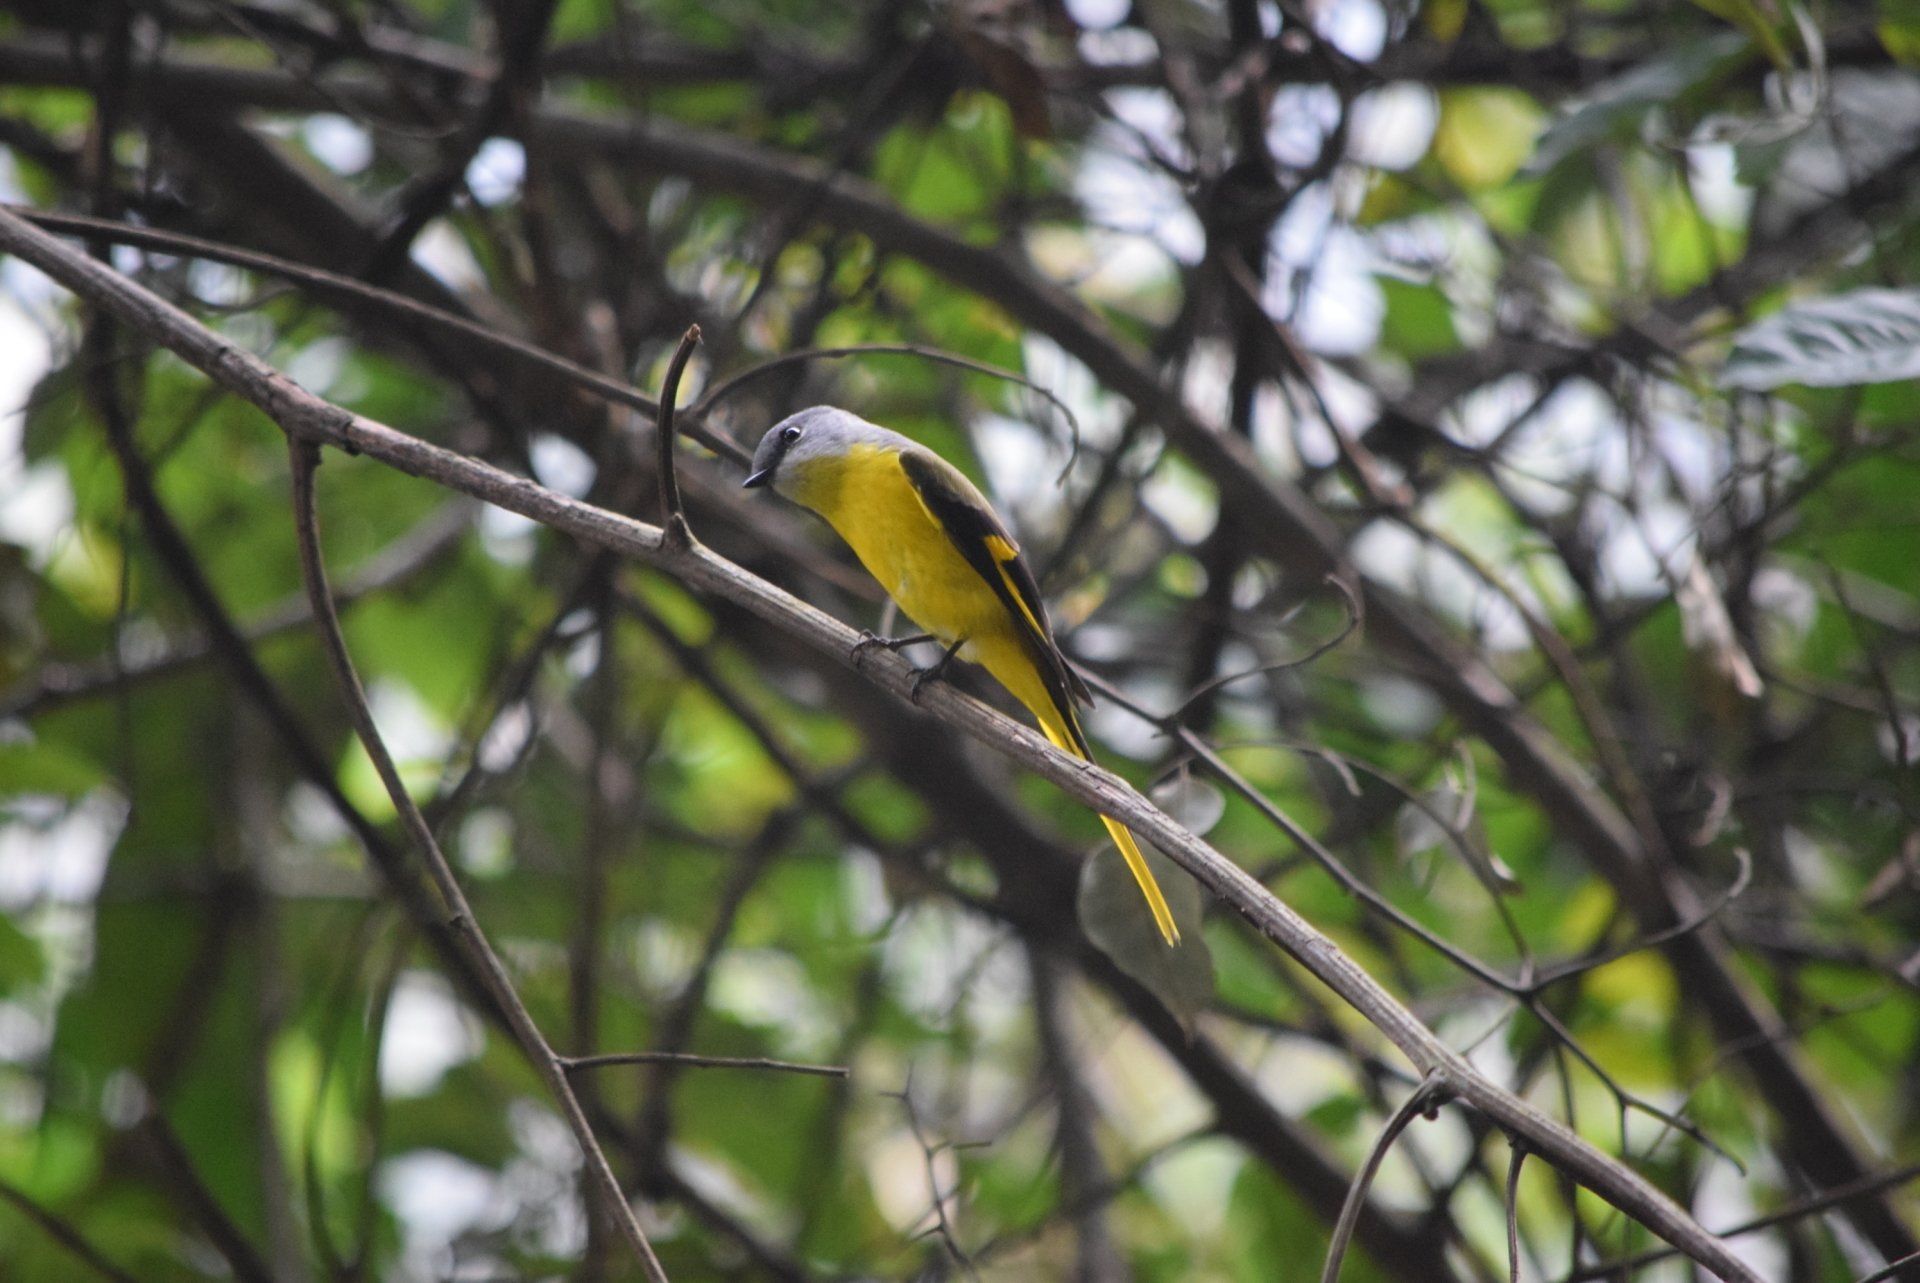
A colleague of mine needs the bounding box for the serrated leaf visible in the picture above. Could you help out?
[1078,842,1212,1032]
[1526,33,1751,175]
[1720,288,1920,389]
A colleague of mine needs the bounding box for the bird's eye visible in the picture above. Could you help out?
[781,425,803,445]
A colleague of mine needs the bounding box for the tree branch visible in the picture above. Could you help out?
[0,203,1768,1283]
[283,440,669,1282]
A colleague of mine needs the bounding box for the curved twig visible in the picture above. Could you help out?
[1169,574,1362,718]
[1524,849,1754,994]
[1321,1076,1451,1283]
[689,341,1082,477]
[656,323,703,547]
[1505,1141,1527,1283]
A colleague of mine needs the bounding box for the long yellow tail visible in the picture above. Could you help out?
[971,634,1181,946]
[1092,798,1182,947]
[1032,706,1182,948]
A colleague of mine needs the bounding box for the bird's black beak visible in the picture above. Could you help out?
[742,468,772,489]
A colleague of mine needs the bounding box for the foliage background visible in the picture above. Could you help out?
[0,0,1917,1279]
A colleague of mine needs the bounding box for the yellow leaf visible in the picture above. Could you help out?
[1433,88,1545,190]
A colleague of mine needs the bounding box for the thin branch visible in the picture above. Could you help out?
[1507,1142,1527,1283]
[1523,850,1754,994]
[656,323,702,547]
[561,1052,849,1078]
[136,1113,279,1283]
[1322,1076,1450,1283]
[1560,1163,1920,1282]
[1169,573,1362,717]
[0,204,1767,1283]
[0,1175,142,1283]
[1857,1249,1920,1283]
[691,342,1082,476]
[891,1076,982,1282]
[283,440,669,1283]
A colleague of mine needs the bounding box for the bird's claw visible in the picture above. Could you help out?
[907,637,967,703]
[851,630,934,662]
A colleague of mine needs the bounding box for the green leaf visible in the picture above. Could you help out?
[0,742,107,799]
[1377,277,1461,359]
[1882,0,1920,64]
[1720,288,1920,389]
[0,914,46,993]
[1689,0,1795,71]
[1526,33,1751,175]
[1433,87,1544,190]
[1078,842,1212,1031]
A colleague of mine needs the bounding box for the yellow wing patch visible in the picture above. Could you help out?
[984,534,1051,645]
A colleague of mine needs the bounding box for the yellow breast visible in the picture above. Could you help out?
[788,443,1012,647]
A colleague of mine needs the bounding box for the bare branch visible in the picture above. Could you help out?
[0,203,1769,1283]
[0,1175,143,1283]
[656,323,703,547]
[561,1052,849,1078]
[1321,1076,1449,1283]
[283,439,669,1282]
[691,342,1082,475]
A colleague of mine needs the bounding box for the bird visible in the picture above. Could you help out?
[743,405,1180,946]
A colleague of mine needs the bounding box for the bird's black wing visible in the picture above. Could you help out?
[897,451,1093,729]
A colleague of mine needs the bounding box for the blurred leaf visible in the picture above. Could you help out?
[1720,288,1920,388]
[1882,0,1920,64]
[1689,0,1794,70]
[1079,842,1212,1030]
[947,7,1051,140]
[1433,87,1544,189]
[1732,130,1798,185]
[1423,0,1470,41]
[1377,277,1461,359]
[19,362,85,465]
[1150,771,1226,837]
[1395,767,1522,895]
[0,741,105,799]
[0,914,46,993]
[1302,1092,1366,1136]
[1527,33,1749,175]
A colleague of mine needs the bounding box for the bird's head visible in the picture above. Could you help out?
[742,405,871,497]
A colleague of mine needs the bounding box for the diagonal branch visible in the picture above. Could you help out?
[0,202,1767,1283]
[283,440,669,1282]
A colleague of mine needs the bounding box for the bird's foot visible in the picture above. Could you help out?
[851,630,936,662]
[908,637,968,703]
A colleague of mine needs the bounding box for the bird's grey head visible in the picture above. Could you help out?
[742,405,882,496]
